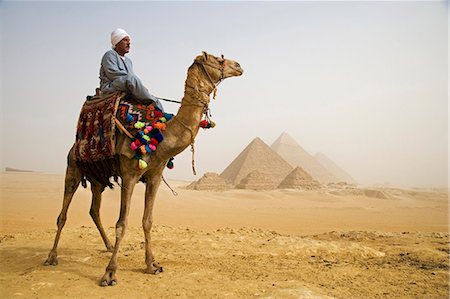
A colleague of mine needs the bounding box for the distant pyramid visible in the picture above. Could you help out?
[186,172,231,191]
[220,137,293,186]
[271,132,337,184]
[236,170,276,190]
[314,152,357,184]
[277,166,322,190]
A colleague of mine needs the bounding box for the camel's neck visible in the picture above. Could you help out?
[178,65,214,121]
[157,64,214,159]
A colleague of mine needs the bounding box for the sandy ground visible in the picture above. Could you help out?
[0,172,448,298]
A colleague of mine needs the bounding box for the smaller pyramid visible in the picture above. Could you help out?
[277,167,322,190]
[220,137,293,186]
[236,170,276,190]
[186,172,231,191]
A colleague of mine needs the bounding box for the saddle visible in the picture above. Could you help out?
[74,92,171,188]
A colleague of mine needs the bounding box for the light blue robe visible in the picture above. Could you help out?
[99,49,164,111]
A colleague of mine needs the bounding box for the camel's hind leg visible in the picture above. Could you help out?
[44,152,81,266]
[90,182,114,252]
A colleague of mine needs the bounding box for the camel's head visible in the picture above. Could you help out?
[193,51,244,83]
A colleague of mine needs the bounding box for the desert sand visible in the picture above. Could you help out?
[0,172,448,298]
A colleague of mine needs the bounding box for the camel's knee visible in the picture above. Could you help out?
[142,219,153,233]
[115,222,127,238]
[56,214,67,228]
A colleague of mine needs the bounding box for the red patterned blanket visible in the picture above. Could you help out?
[74,93,122,187]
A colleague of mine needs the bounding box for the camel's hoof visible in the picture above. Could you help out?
[44,254,58,266]
[100,279,117,287]
[145,262,164,275]
[100,271,117,287]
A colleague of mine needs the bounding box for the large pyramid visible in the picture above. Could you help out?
[236,170,276,190]
[220,137,293,186]
[186,172,231,191]
[314,152,357,184]
[271,132,337,184]
[277,167,322,190]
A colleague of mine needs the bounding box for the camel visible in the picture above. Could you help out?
[44,52,243,286]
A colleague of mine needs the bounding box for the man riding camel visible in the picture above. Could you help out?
[99,28,164,111]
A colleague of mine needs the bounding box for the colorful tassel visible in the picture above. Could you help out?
[126,114,133,123]
[150,138,159,146]
[153,122,166,130]
[154,132,164,143]
[143,126,153,134]
[199,119,216,129]
[139,159,148,169]
[134,121,145,129]
[140,145,147,154]
[166,157,174,169]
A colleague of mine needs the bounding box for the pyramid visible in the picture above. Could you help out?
[236,170,276,190]
[278,167,322,190]
[186,172,231,191]
[220,137,293,186]
[271,132,337,184]
[314,152,357,184]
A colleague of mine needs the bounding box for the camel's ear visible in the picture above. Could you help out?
[202,51,208,61]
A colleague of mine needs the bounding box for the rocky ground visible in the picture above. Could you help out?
[1,225,448,298]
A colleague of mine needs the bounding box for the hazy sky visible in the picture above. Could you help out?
[0,1,448,188]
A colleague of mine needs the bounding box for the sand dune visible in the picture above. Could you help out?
[0,172,448,298]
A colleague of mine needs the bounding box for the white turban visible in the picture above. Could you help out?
[111,28,130,48]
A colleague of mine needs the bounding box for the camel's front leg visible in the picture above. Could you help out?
[100,176,137,286]
[142,172,164,274]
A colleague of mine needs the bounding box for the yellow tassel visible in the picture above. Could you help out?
[139,159,148,169]
[134,121,145,129]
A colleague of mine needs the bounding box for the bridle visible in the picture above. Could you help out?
[195,54,226,100]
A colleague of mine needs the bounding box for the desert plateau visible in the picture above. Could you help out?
[0,171,448,298]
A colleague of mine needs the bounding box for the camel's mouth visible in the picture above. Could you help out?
[230,64,244,77]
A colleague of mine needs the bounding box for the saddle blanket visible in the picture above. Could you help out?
[74,93,119,163]
[74,92,172,187]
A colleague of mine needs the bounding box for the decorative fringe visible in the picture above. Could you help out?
[76,155,120,189]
